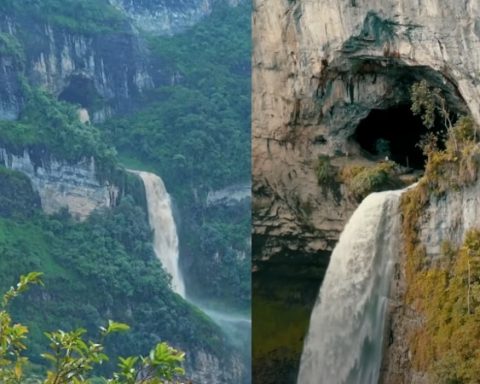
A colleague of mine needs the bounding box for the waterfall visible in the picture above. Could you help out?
[135,171,186,297]
[297,189,405,384]
[134,169,250,372]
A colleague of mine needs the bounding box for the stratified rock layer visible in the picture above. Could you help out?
[0,148,117,220]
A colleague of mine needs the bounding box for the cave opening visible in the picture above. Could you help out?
[353,104,446,170]
[59,76,101,109]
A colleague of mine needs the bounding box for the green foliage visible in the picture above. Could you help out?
[409,80,480,194]
[0,87,116,167]
[2,272,44,307]
[411,80,440,129]
[0,33,24,62]
[0,2,248,376]
[422,116,480,194]
[411,80,454,133]
[102,2,251,198]
[185,203,250,309]
[100,3,251,311]
[0,274,185,383]
[405,230,480,383]
[0,272,43,384]
[400,103,480,381]
[341,161,403,201]
[0,197,224,373]
[315,156,336,186]
[0,167,40,218]
[0,0,126,34]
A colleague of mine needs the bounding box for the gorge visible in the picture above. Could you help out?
[0,0,250,382]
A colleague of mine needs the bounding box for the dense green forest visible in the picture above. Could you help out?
[103,2,251,197]
[0,86,116,166]
[0,179,223,371]
[0,0,251,378]
[102,2,251,309]
[0,0,127,34]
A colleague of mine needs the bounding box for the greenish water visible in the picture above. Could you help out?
[252,257,327,384]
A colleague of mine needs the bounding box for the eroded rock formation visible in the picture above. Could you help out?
[253,0,479,265]
[0,14,153,121]
[253,0,480,381]
[0,148,117,220]
[109,0,243,35]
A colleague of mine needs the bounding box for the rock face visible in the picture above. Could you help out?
[382,176,480,384]
[0,148,117,220]
[253,0,480,381]
[253,0,479,264]
[206,182,251,207]
[110,0,244,35]
[187,349,246,384]
[0,13,153,121]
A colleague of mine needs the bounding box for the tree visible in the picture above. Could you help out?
[0,272,186,384]
[411,80,453,131]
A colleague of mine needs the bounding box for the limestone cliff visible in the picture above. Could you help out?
[0,2,249,382]
[253,0,479,266]
[0,13,153,121]
[0,148,117,220]
[207,182,251,207]
[187,349,246,384]
[253,0,480,381]
[109,0,244,35]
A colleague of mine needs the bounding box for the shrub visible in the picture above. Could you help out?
[423,116,480,194]
[0,273,186,384]
[405,230,480,382]
[341,161,402,201]
[315,156,335,185]
[400,83,480,382]
[0,87,117,168]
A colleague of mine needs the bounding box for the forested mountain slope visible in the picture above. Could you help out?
[0,0,250,382]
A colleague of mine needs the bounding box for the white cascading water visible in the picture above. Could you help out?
[135,171,186,297]
[297,189,405,384]
[134,169,251,368]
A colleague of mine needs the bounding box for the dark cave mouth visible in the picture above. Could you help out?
[59,75,102,109]
[353,105,447,170]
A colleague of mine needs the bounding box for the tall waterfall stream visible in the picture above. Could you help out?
[136,171,186,297]
[134,170,250,359]
[297,189,406,384]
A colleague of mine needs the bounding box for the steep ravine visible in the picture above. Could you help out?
[253,0,480,381]
[0,1,249,382]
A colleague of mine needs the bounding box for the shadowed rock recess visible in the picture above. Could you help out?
[253,0,479,382]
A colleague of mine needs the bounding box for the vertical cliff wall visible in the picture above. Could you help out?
[0,148,117,220]
[253,0,479,265]
[109,0,244,35]
[253,0,480,381]
[0,12,153,121]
